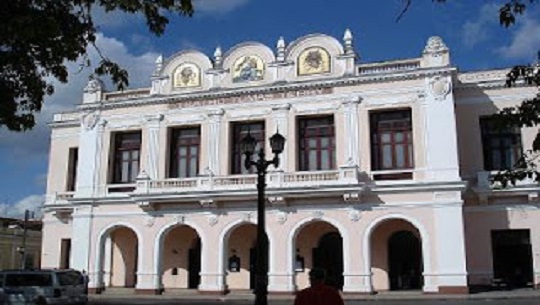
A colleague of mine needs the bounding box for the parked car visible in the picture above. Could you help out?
[0,269,87,305]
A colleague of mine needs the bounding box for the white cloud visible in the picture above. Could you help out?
[0,195,44,219]
[497,16,540,60]
[194,0,250,14]
[0,33,158,161]
[462,3,499,48]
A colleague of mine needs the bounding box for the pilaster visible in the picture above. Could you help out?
[341,97,361,166]
[76,112,107,197]
[206,109,225,175]
[432,203,469,292]
[199,232,227,294]
[271,103,291,171]
[421,74,460,181]
[71,206,93,273]
[143,114,164,179]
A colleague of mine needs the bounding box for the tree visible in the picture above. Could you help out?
[400,0,540,186]
[0,0,193,132]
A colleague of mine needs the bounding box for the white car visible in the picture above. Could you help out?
[0,269,87,305]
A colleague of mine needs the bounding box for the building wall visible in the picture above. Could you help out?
[41,33,540,295]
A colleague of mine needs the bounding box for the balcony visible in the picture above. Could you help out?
[473,171,540,205]
[135,165,361,197]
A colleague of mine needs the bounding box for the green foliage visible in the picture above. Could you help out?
[0,0,193,131]
[490,60,540,187]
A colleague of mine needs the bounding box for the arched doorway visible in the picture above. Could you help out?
[313,232,344,289]
[369,218,424,292]
[224,223,257,291]
[159,225,201,290]
[388,231,422,290]
[108,227,138,288]
[188,238,201,289]
[294,221,344,290]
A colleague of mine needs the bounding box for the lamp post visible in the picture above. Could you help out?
[241,131,285,305]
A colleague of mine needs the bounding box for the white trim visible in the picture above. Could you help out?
[152,220,206,289]
[94,222,144,288]
[287,216,350,291]
[362,213,432,293]
[217,218,257,289]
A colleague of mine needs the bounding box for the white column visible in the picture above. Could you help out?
[76,112,107,197]
[268,218,295,293]
[422,75,460,181]
[206,109,225,175]
[71,206,93,273]
[342,225,367,293]
[199,231,227,293]
[432,201,468,291]
[342,97,361,165]
[143,114,164,179]
[271,104,291,171]
[103,236,112,287]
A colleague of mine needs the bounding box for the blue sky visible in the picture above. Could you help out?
[1,0,539,218]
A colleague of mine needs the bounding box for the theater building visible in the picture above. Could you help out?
[41,31,540,294]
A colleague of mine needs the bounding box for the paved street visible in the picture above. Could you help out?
[89,290,540,305]
[90,299,540,305]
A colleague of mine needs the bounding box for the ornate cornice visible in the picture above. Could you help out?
[76,66,453,114]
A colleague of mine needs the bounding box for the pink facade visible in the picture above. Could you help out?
[41,32,540,295]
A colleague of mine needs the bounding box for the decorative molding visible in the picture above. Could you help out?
[144,216,155,227]
[200,199,216,208]
[343,192,361,202]
[312,210,324,219]
[81,111,101,131]
[174,215,186,224]
[208,214,219,226]
[268,196,286,206]
[423,36,448,54]
[275,211,288,224]
[243,212,253,222]
[348,210,361,222]
[429,76,451,101]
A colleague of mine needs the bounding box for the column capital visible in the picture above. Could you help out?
[342,96,362,106]
[207,108,225,119]
[143,114,164,125]
[272,103,291,112]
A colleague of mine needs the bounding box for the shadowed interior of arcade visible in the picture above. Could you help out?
[370,219,423,292]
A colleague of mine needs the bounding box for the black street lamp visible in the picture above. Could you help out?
[241,130,285,305]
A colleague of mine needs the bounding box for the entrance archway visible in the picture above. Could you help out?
[313,232,344,289]
[388,231,422,290]
[369,218,424,291]
[225,223,257,291]
[294,221,343,290]
[108,227,138,287]
[159,225,201,290]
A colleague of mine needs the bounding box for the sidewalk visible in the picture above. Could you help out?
[89,288,540,301]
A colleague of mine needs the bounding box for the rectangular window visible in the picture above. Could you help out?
[60,239,71,269]
[169,127,201,178]
[231,121,265,174]
[112,131,141,183]
[66,147,78,192]
[370,109,413,178]
[298,116,335,171]
[480,117,522,171]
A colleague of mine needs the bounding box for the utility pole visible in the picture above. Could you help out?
[19,209,29,269]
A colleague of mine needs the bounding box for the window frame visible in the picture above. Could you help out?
[370,109,414,173]
[168,126,201,178]
[111,131,142,184]
[230,121,265,174]
[66,147,78,192]
[297,115,336,171]
[480,117,523,171]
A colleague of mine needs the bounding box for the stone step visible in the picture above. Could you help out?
[102,287,136,295]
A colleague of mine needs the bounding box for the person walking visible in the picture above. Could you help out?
[294,268,344,305]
